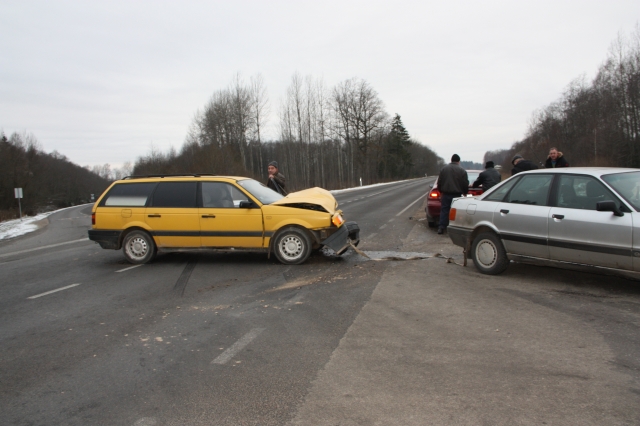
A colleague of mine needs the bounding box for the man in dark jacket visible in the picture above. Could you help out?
[437,154,468,234]
[266,161,288,195]
[511,155,539,175]
[472,161,501,191]
[544,147,569,168]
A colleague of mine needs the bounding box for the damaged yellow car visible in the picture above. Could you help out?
[88,175,360,265]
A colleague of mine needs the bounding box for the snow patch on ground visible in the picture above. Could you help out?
[0,212,55,241]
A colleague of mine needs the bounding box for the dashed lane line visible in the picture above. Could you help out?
[212,328,266,365]
[0,238,89,258]
[116,265,143,273]
[396,193,428,217]
[28,283,80,299]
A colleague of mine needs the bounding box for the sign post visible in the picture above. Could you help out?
[14,188,23,220]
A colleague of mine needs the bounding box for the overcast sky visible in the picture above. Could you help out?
[1,1,639,169]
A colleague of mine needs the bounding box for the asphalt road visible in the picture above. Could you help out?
[1,177,639,425]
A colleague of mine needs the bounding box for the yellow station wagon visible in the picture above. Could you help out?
[88,175,360,265]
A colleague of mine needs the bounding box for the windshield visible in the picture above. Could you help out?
[238,179,284,205]
[602,171,640,211]
[467,172,480,184]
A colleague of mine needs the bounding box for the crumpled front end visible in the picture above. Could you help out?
[320,221,360,255]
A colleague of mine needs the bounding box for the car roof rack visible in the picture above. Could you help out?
[122,174,219,180]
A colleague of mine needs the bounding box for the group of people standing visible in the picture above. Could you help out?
[511,147,569,175]
[436,148,570,234]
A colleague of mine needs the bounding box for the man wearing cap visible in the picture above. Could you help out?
[511,154,538,175]
[266,161,288,195]
[472,161,501,191]
[436,154,468,234]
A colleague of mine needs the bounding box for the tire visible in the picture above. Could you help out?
[470,232,509,275]
[273,227,312,265]
[122,230,157,264]
[427,216,438,228]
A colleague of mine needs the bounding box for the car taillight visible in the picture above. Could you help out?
[429,189,441,200]
[92,213,95,225]
[449,208,457,221]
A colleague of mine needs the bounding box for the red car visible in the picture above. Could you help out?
[426,170,483,228]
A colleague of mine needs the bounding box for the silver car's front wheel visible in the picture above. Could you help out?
[471,232,509,275]
[273,227,311,265]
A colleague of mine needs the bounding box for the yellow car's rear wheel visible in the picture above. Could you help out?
[122,230,157,264]
[273,227,312,265]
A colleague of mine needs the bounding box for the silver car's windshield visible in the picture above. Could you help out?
[238,179,284,205]
[602,171,640,211]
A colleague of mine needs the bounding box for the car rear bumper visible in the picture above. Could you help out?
[88,230,122,250]
[448,226,472,248]
[321,221,360,255]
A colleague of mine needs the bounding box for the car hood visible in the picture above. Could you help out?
[271,187,338,213]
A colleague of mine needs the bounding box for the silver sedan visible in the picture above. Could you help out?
[448,167,640,278]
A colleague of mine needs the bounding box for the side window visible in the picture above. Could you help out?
[483,178,519,202]
[100,182,156,207]
[505,174,552,205]
[556,175,619,210]
[151,182,197,208]
[202,182,248,208]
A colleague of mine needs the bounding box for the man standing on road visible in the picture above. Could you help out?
[437,154,468,235]
[544,147,570,168]
[472,161,501,191]
[266,161,288,195]
[511,154,539,175]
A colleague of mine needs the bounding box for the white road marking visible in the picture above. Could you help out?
[211,328,265,365]
[379,224,387,229]
[133,418,157,426]
[368,233,377,239]
[0,238,89,259]
[116,265,143,273]
[28,283,80,299]
[396,193,427,217]
[388,219,394,222]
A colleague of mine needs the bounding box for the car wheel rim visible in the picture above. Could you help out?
[279,235,303,260]
[127,237,148,259]
[476,239,497,267]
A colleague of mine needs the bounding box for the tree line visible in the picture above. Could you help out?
[133,73,444,191]
[485,27,640,171]
[0,132,111,221]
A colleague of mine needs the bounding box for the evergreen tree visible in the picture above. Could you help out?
[383,114,413,178]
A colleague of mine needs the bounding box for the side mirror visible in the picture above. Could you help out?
[239,200,258,209]
[596,200,624,217]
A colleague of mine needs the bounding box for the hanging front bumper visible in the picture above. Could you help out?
[321,221,360,255]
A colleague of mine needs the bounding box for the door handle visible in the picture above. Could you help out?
[500,209,509,214]
[552,214,564,220]
[201,215,216,218]
[147,214,161,218]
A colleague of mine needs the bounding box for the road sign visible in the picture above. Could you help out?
[14,188,23,220]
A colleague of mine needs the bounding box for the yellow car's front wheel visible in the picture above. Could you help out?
[273,227,312,265]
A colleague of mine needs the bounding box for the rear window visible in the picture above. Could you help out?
[100,183,157,207]
[151,182,198,208]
